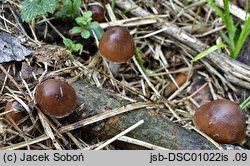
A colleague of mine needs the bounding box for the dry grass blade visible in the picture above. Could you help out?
[99,14,168,29]
[117,136,170,150]
[0,64,28,99]
[188,125,223,150]
[132,57,161,97]
[94,120,144,150]
[37,110,62,150]
[215,0,250,21]
[0,134,48,150]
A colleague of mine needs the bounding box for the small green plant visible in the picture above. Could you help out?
[20,0,57,22]
[63,38,83,53]
[70,11,104,39]
[55,0,82,19]
[207,0,250,59]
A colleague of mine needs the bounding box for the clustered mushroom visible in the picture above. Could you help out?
[193,99,246,144]
[98,25,135,74]
[35,78,77,118]
[4,100,26,123]
[87,4,105,22]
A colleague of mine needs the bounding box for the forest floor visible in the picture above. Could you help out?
[0,0,249,150]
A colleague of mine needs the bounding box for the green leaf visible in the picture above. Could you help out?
[20,0,57,22]
[220,32,232,48]
[63,38,74,52]
[70,0,81,18]
[240,96,250,110]
[73,0,82,12]
[55,0,70,18]
[111,0,116,10]
[82,11,92,20]
[88,21,99,29]
[55,7,68,18]
[55,0,81,19]
[90,25,104,40]
[63,38,73,48]
[207,0,224,20]
[71,26,82,34]
[192,44,227,62]
[75,17,87,26]
[222,0,236,51]
[233,16,250,59]
[122,7,138,14]
[81,11,92,24]
[233,22,241,44]
[135,48,145,67]
[81,30,91,39]
[63,38,83,53]
[63,0,72,9]
[72,43,83,52]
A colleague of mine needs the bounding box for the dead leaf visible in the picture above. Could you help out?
[106,116,119,125]
[0,32,32,63]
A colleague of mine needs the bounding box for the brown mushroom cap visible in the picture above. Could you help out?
[193,99,246,144]
[35,79,77,118]
[5,101,25,122]
[99,26,135,63]
[87,5,105,22]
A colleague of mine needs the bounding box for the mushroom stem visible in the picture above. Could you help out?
[108,61,121,75]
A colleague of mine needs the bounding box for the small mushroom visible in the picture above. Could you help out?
[99,26,135,74]
[87,4,105,22]
[4,100,26,123]
[193,99,246,144]
[35,79,77,118]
